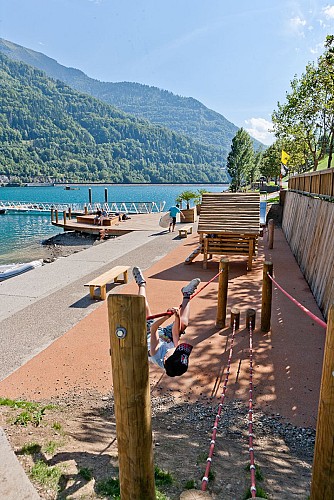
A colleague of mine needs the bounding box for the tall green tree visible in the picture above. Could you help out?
[272,36,334,171]
[226,128,254,191]
[318,35,334,168]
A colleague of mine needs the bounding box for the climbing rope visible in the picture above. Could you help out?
[247,321,257,498]
[146,268,224,320]
[267,273,327,329]
[201,319,237,492]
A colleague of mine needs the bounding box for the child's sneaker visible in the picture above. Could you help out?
[133,266,146,286]
[181,278,201,298]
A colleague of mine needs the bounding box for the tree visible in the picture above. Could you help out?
[260,142,281,180]
[175,190,198,209]
[226,128,254,191]
[272,37,334,171]
[318,35,334,169]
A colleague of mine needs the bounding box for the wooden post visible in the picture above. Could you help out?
[246,308,256,330]
[310,305,334,500]
[216,258,229,328]
[55,210,59,223]
[105,187,108,204]
[268,219,274,249]
[108,294,155,500]
[203,238,208,270]
[230,307,240,330]
[51,208,54,222]
[84,205,88,215]
[63,210,67,225]
[68,206,72,220]
[89,187,92,205]
[261,261,273,332]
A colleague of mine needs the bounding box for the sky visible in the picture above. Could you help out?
[1,1,334,146]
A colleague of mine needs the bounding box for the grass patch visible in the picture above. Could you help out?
[208,469,215,481]
[196,451,207,464]
[184,479,196,489]
[13,407,47,427]
[96,477,120,498]
[43,440,58,455]
[20,442,41,455]
[0,397,54,427]
[245,463,264,481]
[96,469,172,499]
[243,485,269,499]
[154,465,173,486]
[156,491,168,500]
[30,460,63,491]
[0,397,54,411]
[243,464,268,499]
[267,196,279,204]
[52,421,62,432]
[79,467,93,481]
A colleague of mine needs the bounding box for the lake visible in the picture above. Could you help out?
[0,184,228,264]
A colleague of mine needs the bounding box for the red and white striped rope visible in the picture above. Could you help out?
[147,268,224,320]
[201,319,237,491]
[248,321,257,498]
[267,272,327,329]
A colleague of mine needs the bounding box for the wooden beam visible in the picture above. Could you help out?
[108,294,155,499]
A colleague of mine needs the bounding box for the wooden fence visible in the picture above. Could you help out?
[288,167,334,197]
[282,191,334,320]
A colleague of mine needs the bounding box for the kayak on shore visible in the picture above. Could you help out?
[0,260,43,281]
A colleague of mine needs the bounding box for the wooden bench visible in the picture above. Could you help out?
[84,265,130,300]
[178,225,193,238]
[201,234,258,271]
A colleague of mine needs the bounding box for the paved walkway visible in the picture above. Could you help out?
[0,221,327,498]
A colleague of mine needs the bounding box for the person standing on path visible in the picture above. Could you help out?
[132,266,200,377]
[168,203,185,232]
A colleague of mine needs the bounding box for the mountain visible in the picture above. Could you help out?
[0,38,261,158]
[0,52,228,184]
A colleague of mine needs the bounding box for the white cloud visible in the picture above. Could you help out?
[323,5,334,18]
[289,15,307,36]
[245,118,275,146]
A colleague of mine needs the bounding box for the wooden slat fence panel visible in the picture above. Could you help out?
[288,167,334,197]
[283,191,334,319]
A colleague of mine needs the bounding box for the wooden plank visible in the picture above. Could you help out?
[282,192,334,319]
[85,265,130,287]
[84,265,130,300]
[198,192,260,235]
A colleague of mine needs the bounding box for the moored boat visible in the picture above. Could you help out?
[0,260,43,281]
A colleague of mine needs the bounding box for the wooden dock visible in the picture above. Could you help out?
[51,212,169,235]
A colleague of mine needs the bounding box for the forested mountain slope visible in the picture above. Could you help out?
[0,53,228,184]
[0,38,260,159]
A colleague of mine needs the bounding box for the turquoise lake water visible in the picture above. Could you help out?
[0,184,227,264]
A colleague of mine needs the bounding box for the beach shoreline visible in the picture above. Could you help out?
[41,231,105,262]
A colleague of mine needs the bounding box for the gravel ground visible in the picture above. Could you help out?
[0,389,315,499]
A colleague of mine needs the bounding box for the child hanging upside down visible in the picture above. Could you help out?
[132,266,200,377]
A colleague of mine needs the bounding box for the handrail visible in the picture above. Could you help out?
[0,200,166,214]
